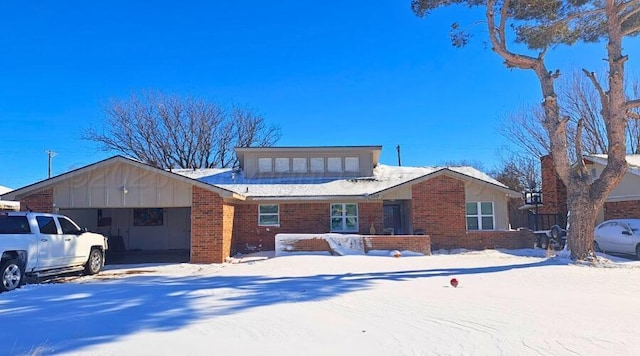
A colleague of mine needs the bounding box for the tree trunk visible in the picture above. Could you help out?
[565,188,600,260]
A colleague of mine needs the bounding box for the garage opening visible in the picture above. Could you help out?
[60,207,191,264]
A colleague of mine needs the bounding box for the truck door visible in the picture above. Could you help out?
[57,216,85,265]
[35,216,67,268]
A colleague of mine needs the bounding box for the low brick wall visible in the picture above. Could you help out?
[430,230,536,251]
[275,234,432,255]
[285,237,332,252]
[363,235,431,255]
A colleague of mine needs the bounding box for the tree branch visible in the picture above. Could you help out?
[626,98,640,110]
[574,118,589,177]
[619,1,640,23]
[582,69,609,116]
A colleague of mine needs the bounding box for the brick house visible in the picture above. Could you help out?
[1,146,532,263]
[539,154,640,224]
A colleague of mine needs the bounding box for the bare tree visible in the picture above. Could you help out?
[83,92,281,169]
[500,72,640,160]
[439,159,486,171]
[412,0,640,260]
[630,81,640,153]
[498,105,550,159]
[493,153,540,192]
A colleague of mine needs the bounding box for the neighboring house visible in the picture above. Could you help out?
[0,185,19,211]
[0,146,531,263]
[538,154,640,226]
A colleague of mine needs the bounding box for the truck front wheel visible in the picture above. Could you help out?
[84,248,104,275]
[1,259,24,292]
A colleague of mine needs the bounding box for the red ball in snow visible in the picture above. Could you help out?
[450,278,459,288]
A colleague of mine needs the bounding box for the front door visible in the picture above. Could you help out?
[383,202,404,235]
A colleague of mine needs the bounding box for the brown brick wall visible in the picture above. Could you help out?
[430,230,536,251]
[283,237,332,252]
[232,202,384,253]
[20,188,54,213]
[222,203,235,259]
[604,200,640,220]
[363,235,431,255]
[190,186,232,264]
[411,175,466,239]
[539,155,567,216]
[358,202,384,234]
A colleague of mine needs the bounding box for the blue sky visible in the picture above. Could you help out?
[0,1,637,189]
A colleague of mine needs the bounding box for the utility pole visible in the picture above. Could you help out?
[46,150,58,178]
[396,145,401,166]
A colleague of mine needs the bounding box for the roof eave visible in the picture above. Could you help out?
[3,155,240,200]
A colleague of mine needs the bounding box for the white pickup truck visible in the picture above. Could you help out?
[0,211,109,292]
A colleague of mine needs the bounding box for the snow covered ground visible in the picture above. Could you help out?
[2,249,640,356]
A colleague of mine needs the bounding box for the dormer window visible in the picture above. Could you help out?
[258,158,272,173]
[292,158,307,173]
[345,157,359,172]
[310,157,324,173]
[235,146,379,178]
[275,158,290,173]
[327,157,342,173]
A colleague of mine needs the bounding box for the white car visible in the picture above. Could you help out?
[594,219,640,258]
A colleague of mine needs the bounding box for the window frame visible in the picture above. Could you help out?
[330,203,359,232]
[258,204,280,226]
[465,201,495,231]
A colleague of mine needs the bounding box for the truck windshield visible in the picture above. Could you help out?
[0,215,31,234]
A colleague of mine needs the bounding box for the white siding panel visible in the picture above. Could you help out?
[54,162,193,208]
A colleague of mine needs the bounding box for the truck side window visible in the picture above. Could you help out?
[36,216,58,235]
[0,216,31,234]
[58,217,82,234]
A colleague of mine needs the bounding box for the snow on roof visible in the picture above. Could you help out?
[585,154,640,176]
[174,164,510,199]
[0,185,19,209]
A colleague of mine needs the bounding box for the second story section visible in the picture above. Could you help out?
[235,146,381,179]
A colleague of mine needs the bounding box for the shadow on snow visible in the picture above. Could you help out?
[0,257,562,355]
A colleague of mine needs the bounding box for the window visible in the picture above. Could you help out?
[58,217,82,234]
[344,157,359,173]
[327,157,342,173]
[466,202,494,230]
[36,216,58,234]
[310,157,324,173]
[331,203,358,232]
[275,158,290,173]
[0,216,31,234]
[259,204,279,226]
[133,208,164,226]
[292,158,307,173]
[258,158,272,173]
